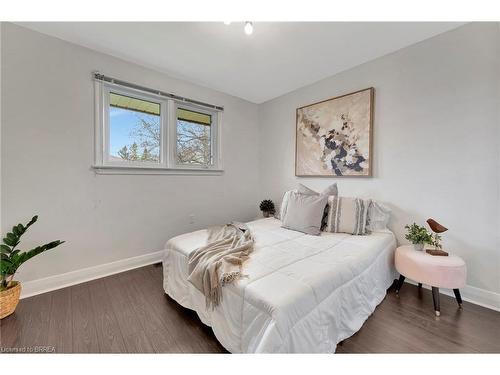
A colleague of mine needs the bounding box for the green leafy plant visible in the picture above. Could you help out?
[259,199,275,214]
[430,233,443,249]
[404,223,433,245]
[1,216,64,291]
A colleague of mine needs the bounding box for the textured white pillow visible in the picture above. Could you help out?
[325,196,371,235]
[366,201,391,232]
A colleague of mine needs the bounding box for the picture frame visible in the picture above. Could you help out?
[295,87,374,177]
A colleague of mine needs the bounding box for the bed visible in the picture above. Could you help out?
[162,217,397,353]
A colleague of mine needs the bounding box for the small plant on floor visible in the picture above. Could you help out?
[1,215,64,319]
[259,199,275,218]
[404,223,432,250]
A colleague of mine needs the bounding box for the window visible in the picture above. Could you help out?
[176,107,213,166]
[94,79,221,174]
[108,92,162,164]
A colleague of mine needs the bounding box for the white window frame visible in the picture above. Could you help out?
[171,102,221,170]
[93,80,223,175]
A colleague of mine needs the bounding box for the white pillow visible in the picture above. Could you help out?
[281,192,328,235]
[297,183,318,195]
[297,183,338,196]
[278,190,295,221]
[279,183,338,221]
[366,201,391,232]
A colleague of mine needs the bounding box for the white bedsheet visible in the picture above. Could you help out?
[163,218,396,353]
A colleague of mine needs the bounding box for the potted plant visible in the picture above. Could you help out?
[259,199,275,218]
[1,215,64,319]
[404,222,432,251]
[430,233,443,250]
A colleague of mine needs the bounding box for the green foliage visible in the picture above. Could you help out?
[141,147,152,161]
[117,145,130,160]
[129,142,139,160]
[1,216,64,291]
[430,233,443,249]
[118,143,158,162]
[259,199,275,213]
[404,223,433,245]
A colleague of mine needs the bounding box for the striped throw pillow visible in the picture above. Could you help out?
[325,196,371,235]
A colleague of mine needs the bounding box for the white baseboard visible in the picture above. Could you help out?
[405,280,500,312]
[20,250,164,299]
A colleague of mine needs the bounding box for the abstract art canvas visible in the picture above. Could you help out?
[295,88,374,177]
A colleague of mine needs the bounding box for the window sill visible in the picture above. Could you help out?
[91,165,224,175]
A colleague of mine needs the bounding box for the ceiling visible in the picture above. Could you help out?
[17,22,464,103]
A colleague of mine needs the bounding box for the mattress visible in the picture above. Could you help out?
[163,217,396,353]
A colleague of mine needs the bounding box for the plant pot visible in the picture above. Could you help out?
[262,211,275,218]
[412,243,424,251]
[0,282,21,319]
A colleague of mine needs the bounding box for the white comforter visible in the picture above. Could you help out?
[163,218,396,353]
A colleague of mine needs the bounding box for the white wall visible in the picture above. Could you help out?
[259,23,500,297]
[1,23,260,283]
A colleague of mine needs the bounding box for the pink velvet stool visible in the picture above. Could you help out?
[395,245,466,316]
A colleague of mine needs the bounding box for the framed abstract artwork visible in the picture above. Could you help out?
[295,87,374,177]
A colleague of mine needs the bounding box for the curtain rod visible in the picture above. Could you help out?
[93,72,224,112]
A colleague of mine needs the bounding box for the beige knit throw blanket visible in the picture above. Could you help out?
[187,222,254,309]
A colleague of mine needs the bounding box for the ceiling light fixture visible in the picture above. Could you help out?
[244,21,253,35]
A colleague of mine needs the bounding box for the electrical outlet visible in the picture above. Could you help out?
[189,214,195,224]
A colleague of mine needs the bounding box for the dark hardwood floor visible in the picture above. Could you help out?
[1,264,499,353]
